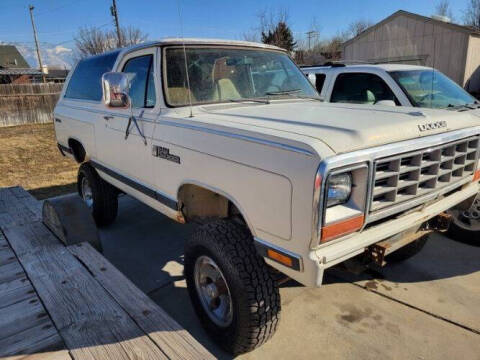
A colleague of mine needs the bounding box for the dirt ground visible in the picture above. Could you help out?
[0,123,78,199]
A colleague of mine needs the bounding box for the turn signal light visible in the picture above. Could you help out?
[474,170,480,182]
[321,215,364,243]
[267,249,293,268]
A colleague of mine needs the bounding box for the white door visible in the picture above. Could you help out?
[101,48,160,188]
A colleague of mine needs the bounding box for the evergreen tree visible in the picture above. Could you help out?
[261,22,296,52]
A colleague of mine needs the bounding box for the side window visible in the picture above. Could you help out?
[65,51,119,101]
[315,73,326,93]
[122,55,156,108]
[331,73,398,105]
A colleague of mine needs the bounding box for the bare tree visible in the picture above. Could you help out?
[435,0,455,20]
[242,31,259,43]
[257,8,289,35]
[464,0,480,29]
[74,25,148,58]
[346,19,373,39]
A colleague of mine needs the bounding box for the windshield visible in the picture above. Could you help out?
[164,47,317,106]
[389,69,477,109]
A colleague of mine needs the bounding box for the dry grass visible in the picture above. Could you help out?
[0,123,78,199]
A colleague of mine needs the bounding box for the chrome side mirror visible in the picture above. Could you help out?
[102,72,135,108]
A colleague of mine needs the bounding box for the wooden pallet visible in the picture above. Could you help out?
[0,187,213,360]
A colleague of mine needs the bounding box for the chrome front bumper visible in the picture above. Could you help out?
[309,181,479,286]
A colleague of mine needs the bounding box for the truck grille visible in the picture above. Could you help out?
[371,136,480,212]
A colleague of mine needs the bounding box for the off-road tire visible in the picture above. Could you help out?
[386,235,429,263]
[448,222,480,246]
[447,195,480,246]
[77,163,118,226]
[184,219,281,355]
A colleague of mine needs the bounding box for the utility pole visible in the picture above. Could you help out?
[306,30,319,50]
[110,0,122,48]
[28,5,45,83]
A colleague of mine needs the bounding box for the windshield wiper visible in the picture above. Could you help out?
[446,103,477,111]
[229,98,270,104]
[265,89,323,102]
[265,89,302,95]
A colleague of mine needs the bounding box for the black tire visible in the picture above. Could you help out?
[447,195,480,246]
[386,235,429,263]
[77,163,118,227]
[184,220,280,355]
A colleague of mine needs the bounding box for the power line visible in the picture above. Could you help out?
[306,30,319,50]
[110,0,122,47]
[28,4,45,82]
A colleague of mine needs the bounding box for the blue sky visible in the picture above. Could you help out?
[0,0,472,48]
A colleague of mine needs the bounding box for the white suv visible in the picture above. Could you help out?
[54,39,480,354]
[302,63,480,111]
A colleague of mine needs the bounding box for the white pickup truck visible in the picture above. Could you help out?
[54,39,480,354]
[302,63,480,240]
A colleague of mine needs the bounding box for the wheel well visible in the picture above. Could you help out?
[68,139,86,163]
[178,184,246,225]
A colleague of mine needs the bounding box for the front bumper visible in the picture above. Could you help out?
[308,181,479,286]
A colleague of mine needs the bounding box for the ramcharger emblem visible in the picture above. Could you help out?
[152,145,181,164]
[418,121,447,132]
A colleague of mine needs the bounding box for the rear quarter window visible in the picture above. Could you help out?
[64,51,120,101]
[315,73,326,93]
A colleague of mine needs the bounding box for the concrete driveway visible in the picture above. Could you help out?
[98,195,480,360]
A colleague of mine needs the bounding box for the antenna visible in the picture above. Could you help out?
[430,30,436,108]
[176,0,194,118]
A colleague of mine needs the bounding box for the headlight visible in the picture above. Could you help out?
[326,173,352,207]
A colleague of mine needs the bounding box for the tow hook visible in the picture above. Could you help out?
[365,212,452,267]
[426,212,453,231]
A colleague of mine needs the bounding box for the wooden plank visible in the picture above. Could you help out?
[0,321,64,358]
[0,282,35,309]
[5,350,72,360]
[0,188,41,227]
[4,222,169,360]
[9,187,43,217]
[0,274,30,295]
[0,260,25,284]
[0,246,17,266]
[0,295,48,339]
[10,186,32,199]
[0,230,8,248]
[68,243,213,360]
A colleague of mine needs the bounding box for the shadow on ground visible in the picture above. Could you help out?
[96,195,480,359]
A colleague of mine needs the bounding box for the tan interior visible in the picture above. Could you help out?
[212,58,241,100]
[168,87,196,106]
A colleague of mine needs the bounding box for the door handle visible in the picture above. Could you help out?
[103,115,114,121]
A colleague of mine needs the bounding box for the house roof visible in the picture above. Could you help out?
[0,45,30,69]
[0,68,41,75]
[45,69,69,78]
[343,10,480,47]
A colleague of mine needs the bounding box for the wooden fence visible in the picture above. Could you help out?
[0,83,63,127]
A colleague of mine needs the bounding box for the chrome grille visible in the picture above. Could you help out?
[371,136,480,212]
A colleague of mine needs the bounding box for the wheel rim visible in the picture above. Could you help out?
[194,255,233,327]
[451,193,480,232]
[81,176,93,209]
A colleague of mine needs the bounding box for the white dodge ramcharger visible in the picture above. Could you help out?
[54,39,480,355]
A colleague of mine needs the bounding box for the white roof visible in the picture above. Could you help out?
[121,38,286,54]
[302,63,432,72]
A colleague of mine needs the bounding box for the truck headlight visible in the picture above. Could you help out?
[327,173,352,207]
[312,164,369,247]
